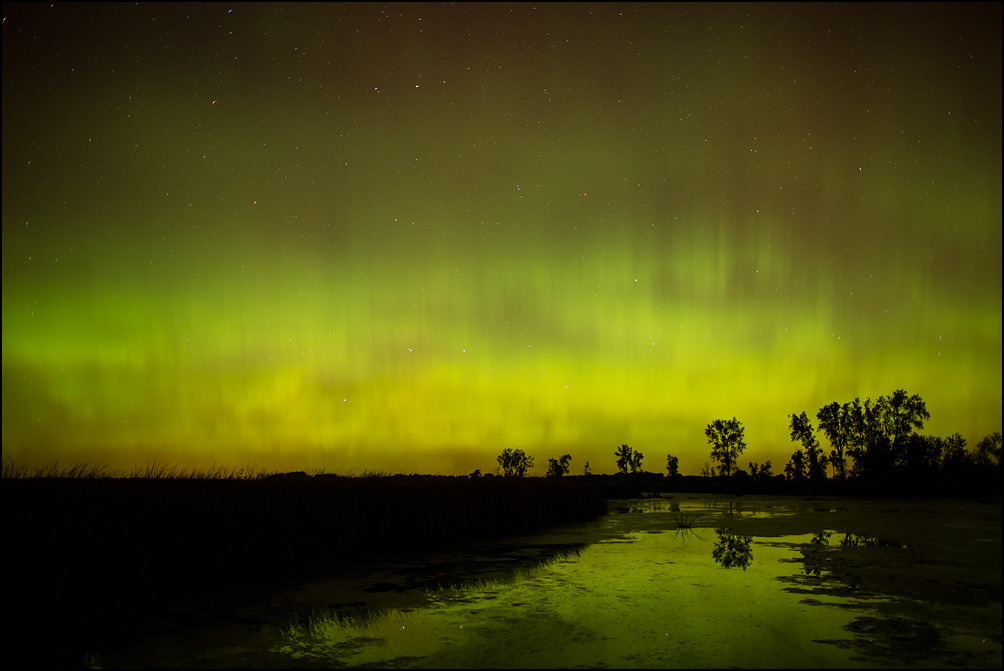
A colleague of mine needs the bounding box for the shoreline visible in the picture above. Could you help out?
[5,475,1000,668]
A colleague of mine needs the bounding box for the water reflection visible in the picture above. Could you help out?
[267,512,875,668]
[787,530,907,580]
[710,529,754,569]
[86,495,1000,669]
[836,532,902,548]
[778,529,986,667]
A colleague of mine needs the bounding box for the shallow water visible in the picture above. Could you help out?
[90,494,1001,668]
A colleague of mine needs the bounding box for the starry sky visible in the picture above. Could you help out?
[3,3,1001,476]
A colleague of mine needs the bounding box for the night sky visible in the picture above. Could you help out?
[3,3,1001,476]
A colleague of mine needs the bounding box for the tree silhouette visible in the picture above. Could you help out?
[748,460,772,480]
[615,444,643,474]
[665,454,680,477]
[546,454,572,478]
[882,389,930,449]
[844,397,882,476]
[788,411,828,480]
[798,390,993,483]
[876,389,930,473]
[497,448,534,477]
[816,401,854,479]
[940,433,971,475]
[784,449,806,480]
[705,417,746,477]
[903,434,944,477]
[974,432,1002,475]
[845,390,929,477]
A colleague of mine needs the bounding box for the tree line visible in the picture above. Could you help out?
[482,389,999,482]
[784,389,1000,481]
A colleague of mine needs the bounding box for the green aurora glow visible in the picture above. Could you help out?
[2,4,1001,475]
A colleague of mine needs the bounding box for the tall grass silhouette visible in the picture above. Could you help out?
[5,459,607,667]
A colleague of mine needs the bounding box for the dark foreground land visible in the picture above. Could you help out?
[4,474,606,667]
[5,471,1000,667]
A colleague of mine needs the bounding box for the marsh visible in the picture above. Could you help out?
[71,494,1000,668]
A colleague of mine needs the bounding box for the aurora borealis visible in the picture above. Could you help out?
[3,3,1001,476]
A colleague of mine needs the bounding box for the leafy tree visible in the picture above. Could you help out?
[700,461,716,478]
[881,389,931,452]
[974,431,1002,474]
[583,460,592,476]
[666,454,680,478]
[615,445,631,474]
[903,434,943,477]
[816,401,854,479]
[845,397,884,476]
[874,389,930,474]
[940,433,971,475]
[846,390,929,477]
[705,417,747,477]
[784,449,806,480]
[748,460,772,481]
[788,411,828,480]
[546,454,572,478]
[497,448,534,477]
[615,444,643,474]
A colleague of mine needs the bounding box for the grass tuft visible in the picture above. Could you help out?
[674,513,700,528]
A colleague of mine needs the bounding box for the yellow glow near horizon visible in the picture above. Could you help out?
[4,228,999,475]
[2,4,1000,475]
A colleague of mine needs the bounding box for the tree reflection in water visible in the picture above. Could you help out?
[711,528,754,569]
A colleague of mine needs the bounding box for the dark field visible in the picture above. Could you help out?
[5,473,606,668]
[5,471,1000,668]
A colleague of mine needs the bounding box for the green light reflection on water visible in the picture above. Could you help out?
[275,529,875,668]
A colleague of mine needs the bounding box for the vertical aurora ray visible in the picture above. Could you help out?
[2,4,1000,474]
